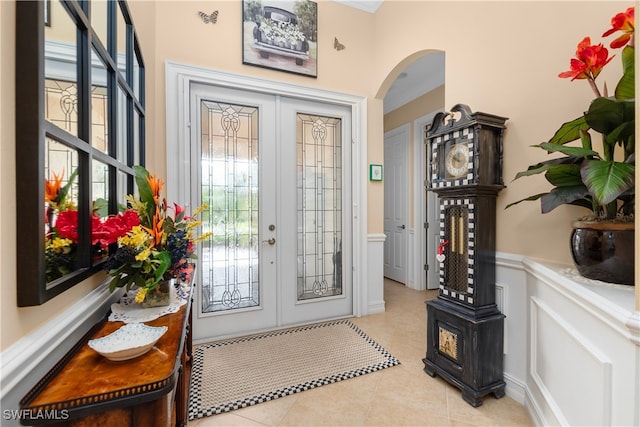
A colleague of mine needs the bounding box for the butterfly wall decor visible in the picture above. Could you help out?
[198,10,219,24]
[334,37,345,51]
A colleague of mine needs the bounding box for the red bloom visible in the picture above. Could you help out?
[92,210,141,249]
[602,7,634,49]
[558,37,614,81]
[56,210,78,242]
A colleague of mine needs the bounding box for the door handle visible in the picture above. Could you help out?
[398,225,406,229]
[263,238,276,245]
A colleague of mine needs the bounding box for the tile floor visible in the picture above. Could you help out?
[188,279,532,426]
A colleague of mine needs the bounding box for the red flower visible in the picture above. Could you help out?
[558,36,613,82]
[92,210,141,249]
[56,210,78,242]
[602,7,634,49]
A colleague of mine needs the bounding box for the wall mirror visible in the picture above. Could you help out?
[16,0,145,306]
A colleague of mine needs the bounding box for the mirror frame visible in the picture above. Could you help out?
[15,0,145,306]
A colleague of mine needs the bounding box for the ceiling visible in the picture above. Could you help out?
[332,1,445,114]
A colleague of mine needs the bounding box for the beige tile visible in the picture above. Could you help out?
[188,279,532,427]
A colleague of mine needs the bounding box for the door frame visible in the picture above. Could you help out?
[414,112,441,290]
[165,61,369,318]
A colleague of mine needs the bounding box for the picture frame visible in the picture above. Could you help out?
[370,164,383,181]
[242,0,317,78]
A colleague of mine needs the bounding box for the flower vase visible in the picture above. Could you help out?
[141,279,172,308]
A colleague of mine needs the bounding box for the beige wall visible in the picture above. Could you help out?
[1,1,635,350]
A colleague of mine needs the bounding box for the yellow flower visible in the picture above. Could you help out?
[48,237,73,253]
[194,231,213,243]
[135,248,152,261]
[192,203,207,217]
[134,287,148,304]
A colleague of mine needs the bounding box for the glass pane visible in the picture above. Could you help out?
[91,159,110,262]
[91,0,108,48]
[116,3,127,74]
[134,46,142,100]
[117,170,129,206]
[91,49,109,153]
[297,114,343,301]
[200,100,260,313]
[45,139,79,283]
[117,85,127,163]
[44,1,78,136]
[133,109,141,165]
[445,206,469,293]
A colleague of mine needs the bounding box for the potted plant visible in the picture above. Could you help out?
[104,166,212,306]
[507,7,635,285]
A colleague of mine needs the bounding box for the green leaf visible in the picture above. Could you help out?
[154,251,172,283]
[56,168,79,205]
[548,116,588,145]
[538,142,598,158]
[540,185,590,214]
[585,98,631,137]
[580,160,635,205]
[615,45,635,100]
[133,165,155,220]
[504,193,547,209]
[545,164,583,187]
[512,156,582,180]
[93,198,109,217]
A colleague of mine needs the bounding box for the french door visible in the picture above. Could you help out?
[190,83,352,342]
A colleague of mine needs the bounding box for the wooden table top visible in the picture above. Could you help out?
[21,293,191,419]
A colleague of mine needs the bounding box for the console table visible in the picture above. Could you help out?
[19,286,193,426]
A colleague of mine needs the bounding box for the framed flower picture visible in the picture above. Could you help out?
[242,0,317,78]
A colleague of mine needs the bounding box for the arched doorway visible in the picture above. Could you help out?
[379,50,446,291]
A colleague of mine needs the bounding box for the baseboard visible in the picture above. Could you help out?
[0,282,123,427]
[504,371,526,404]
[367,300,386,314]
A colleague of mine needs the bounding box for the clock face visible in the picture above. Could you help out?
[445,143,469,179]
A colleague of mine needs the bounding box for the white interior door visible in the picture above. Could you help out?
[190,83,352,342]
[383,126,409,284]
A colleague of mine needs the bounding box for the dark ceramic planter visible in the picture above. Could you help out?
[570,221,635,286]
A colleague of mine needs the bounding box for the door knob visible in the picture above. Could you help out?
[399,224,406,229]
[263,238,276,245]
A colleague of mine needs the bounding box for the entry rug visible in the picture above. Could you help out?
[188,319,400,419]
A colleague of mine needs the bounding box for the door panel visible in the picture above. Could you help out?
[191,84,277,341]
[279,98,352,326]
[191,85,352,341]
[383,127,408,283]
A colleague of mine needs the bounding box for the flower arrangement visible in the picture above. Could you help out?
[507,6,635,221]
[259,18,305,46]
[104,166,211,304]
[45,169,138,281]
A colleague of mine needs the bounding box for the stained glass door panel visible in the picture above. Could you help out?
[296,114,343,301]
[200,101,260,314]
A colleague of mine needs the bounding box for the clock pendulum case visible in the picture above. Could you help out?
[422,104,508,407]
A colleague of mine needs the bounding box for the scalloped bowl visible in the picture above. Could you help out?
[88,323,168,361]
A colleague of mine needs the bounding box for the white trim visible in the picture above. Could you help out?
[413,112,439,291]
[0,282,123,425]
[165,61,368,318]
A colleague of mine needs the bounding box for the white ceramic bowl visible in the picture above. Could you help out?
[88,323,168,361]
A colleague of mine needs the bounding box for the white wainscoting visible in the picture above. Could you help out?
[367,233,387,315]
[523,259,639,426]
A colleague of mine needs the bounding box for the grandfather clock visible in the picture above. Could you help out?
[422,104,508,407]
